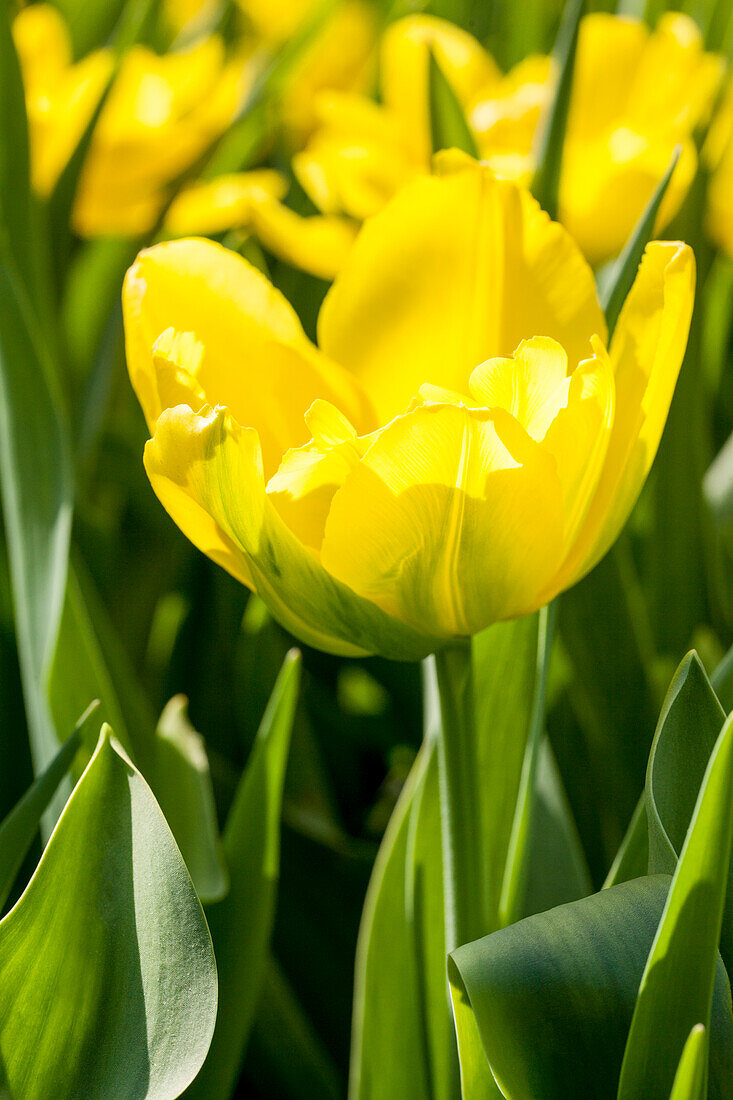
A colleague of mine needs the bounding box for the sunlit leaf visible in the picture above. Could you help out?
[0,728,218,1099]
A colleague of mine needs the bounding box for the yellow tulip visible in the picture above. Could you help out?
[123,159,694,658]
[259,11,719,275]
[13,4,246,237]
[704,77,733,257]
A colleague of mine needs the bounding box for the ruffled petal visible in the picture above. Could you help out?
[123,238,374,477]
[320,402,565,636]
[145,405,441,658]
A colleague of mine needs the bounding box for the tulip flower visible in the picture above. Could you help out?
[123,158,694,659]
[13,4,245,237]
[254,11,719,275]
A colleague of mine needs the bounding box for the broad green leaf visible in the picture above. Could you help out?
[245,956,342,1100]
[189,650,300,1100]
[450,876,733,1100]
[644,652,733,974]
[0,728,217,1099]
[153,696,228,904]
[0,701,97,911]
[530,0,583,220]
[602,795,648,890]
[645,653,726,878]
[0,233,73,814]
[669,1026,708,1100]
[349,736,437,1100]
[618,711,733,1100]
[428,49,479,157]
[598,147,681,339]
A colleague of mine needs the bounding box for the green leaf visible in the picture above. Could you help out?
[450,876,733,1100]
[428,48,479,158]
[669,1026,708,1100]
[645,653,726,878]
[50,0,127,57]
[520,738,592,916]
[472,612,547,929]
[0,0,36,300]
[712,642,733,714]
[0,235,73,815]
[189,649,300,1100]
[0,701,97,911]
[530,0,583,220]
[50,556,227,903]
[0,728,217,1099]
[499,602,557,925]
[153,695,228,904]
[557,544,658,863]
[618,710,733,1100]
[598,147,681,340]
[349,736,440,1100]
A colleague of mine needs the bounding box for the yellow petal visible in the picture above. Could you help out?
[469,336,570,441]
[266,401,370,551]
[123,238,374,476]
[12,4,71,92]
[568,14,648,142]
[318,163,606,423]
[279,0,378,143]
[380,14,500,167]
[559,136,697,268]
[470,335,615,556]
[549,241,695,591]
[145,405,440,658]
[247,194,359,280]
[163,171,288,237]
[320,402,565,637]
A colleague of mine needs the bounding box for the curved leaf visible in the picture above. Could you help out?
[0,729,218,1099]
[669,1026,708,1100]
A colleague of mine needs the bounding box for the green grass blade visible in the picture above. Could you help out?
[530,0,584,220]
[189,650,300,1099]
[0,702,98,911]
[669,1026,708,1100]
[428,48,479,157]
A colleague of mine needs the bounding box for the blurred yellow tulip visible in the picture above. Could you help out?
[123,159,694,658]
[262,11,719,274]
[13,4,246,237]
[704,76,733,257]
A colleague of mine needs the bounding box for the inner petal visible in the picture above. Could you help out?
[468,336,571,441]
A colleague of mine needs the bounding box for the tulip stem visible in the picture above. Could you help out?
[434,639,486,953]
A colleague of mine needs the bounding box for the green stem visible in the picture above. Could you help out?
[434,639,486,953]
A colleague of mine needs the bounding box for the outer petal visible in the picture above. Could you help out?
[145,405,441,658]
[123,238,374,477]
[546,241,695,594]
[380,14,500,166]
[320,403,565,637]
[163,170,288,236]
[559,135,697,268]
[247,194,359,280]
[318,163,606,423]
[568,14,647,141]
